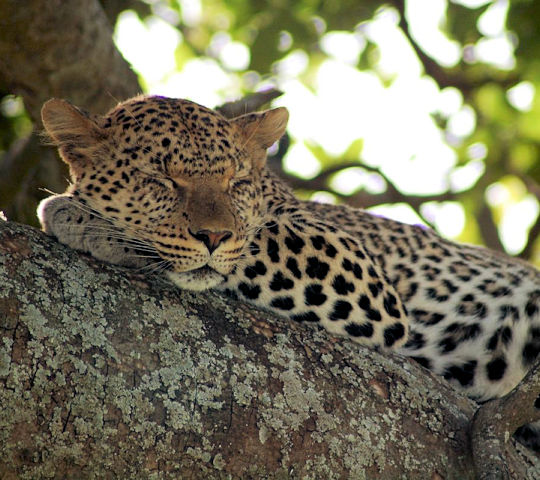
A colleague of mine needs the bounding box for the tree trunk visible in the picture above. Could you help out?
[0,219,537,479]
[0,0,139,123]
[0,0,141,227]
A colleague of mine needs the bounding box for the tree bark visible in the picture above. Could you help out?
[0,0,141,227]
[0,0,139,123]
[0,220,538,479]
[471,360,540,480]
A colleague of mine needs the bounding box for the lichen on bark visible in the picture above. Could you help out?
[0,219,538,479]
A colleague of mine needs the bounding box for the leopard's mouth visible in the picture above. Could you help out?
[190,265,218,275]
[165,265,225,291]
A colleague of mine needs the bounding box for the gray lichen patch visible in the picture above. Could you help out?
[0,338,13,377]
[0,221,489,479]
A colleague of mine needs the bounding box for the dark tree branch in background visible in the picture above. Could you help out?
[269,159,460,228]
[508,167,540,260]
[477,202,507,253]
[217,89,283,118]
[521,217,540,261]
[390,0,519,95]
[0,0,140,123]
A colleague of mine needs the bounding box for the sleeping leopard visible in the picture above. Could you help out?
[37,94,539,450]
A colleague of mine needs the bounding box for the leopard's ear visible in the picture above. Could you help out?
[234,107,289,151]
[41,98,107,178]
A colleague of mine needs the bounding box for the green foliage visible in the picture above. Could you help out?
[0,94,32,153]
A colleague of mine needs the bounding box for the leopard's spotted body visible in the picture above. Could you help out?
[38,95,539,449]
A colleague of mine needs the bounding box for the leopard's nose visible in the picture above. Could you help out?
[189,228,232,254]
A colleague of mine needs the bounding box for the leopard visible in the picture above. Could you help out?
[37,94,540,451]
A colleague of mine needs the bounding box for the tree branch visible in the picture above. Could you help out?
[0,0,140,124]
[471,359,540,479]
[269,160,458,227]
[0,219,537,478]
[389,0,519,94]
[0,0,141,225]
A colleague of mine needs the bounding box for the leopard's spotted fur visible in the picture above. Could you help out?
[38,95,540,451]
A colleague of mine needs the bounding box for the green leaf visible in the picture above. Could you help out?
[343,138,364,159]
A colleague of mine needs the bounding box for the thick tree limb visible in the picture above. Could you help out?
[0,0,140,124]
[0,220,538,478]
[471,360,540,480]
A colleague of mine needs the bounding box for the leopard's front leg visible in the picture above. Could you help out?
[38,194,155,270]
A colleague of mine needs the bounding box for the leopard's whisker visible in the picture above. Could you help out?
[63,199,157,244]
[135,259,172,274]
[49,223,159,251]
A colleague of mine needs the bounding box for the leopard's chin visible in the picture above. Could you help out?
[166,266,225,291]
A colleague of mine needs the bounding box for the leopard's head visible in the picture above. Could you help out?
[41,95,288,289]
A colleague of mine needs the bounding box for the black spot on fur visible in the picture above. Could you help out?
[286,257,302,279]
[522,341,540,365]
[304,284,327,306]
[284,227,305,254]
[404,332,425,350]
[384,323,405,347]
[355,249,366,260]
[244,261,267,279]
[383,293,401,318]
[426,288,449,302]
[444,322,481,341]
[267,238,280,263]
[345,322,373,338]
[352,263,363,280]
[305,257,330,280]
[291,311,320,323]
[332,275,355,295]
[270,296,295,310]
[358,295,382,322]
[265,222,279,235]
[525,291,539,317]
[368,282,381,298]
[444,360,477,387]
[329,300,353,320]
[325,243,337,258]
[249,242,260,256]
[411,356,431,369]
[498,305,519,321]
[411,309,445,326]
[486,357,507,381]
[310,235,325,250]
[269,272,294,291]
[439,337,457,354]
[239,283,260,300]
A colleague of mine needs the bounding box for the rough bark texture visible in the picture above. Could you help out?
[0,0,140,227]
[0,219,538,479]
[0,0,139,123]
[472,361,540,480]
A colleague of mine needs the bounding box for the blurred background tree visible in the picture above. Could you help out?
[0,0,539,265]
